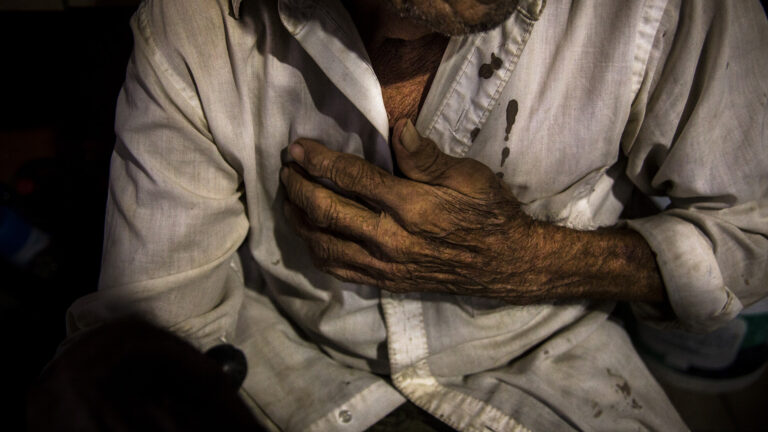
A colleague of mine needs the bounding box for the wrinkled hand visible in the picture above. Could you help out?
[280,119,546,302]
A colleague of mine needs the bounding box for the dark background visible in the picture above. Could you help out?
[1,3,136,429]
[1,1,767,431]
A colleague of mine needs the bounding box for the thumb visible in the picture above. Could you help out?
[393,118,459,185]
[392,119,498,194]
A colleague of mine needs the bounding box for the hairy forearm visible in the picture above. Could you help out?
[507,220,666,303]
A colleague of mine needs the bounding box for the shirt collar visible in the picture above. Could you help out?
[230,0,243,19]
[517,0,546,21]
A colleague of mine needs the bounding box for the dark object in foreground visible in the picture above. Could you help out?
[27,318,262,431]
[205,343,249,390]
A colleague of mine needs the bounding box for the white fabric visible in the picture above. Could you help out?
[67,0,768,430]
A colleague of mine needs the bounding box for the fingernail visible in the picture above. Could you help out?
[289,142,305,163]
[400,119,421,152]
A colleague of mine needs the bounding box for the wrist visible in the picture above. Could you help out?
[501,221,665,303]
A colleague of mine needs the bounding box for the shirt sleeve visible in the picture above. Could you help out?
[622,0,768,332]
[66,0,250,349]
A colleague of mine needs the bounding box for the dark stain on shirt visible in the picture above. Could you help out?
[607,368,632,398]
[479,64,494,79]
[495,172,504,179]
[606,369,642,410]
[491,52,502,69]
[470,127,481,142]
[590,401,603,418]
[616,381,632,398]
[479,52,503,79]
[500,147,510,167]
[505,99,518,141]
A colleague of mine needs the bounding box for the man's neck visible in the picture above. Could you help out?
[369,34,449,127]
[342,0,449,128]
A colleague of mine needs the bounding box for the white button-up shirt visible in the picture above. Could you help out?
[67,0,768,430]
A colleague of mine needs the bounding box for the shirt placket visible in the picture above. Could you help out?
[280,0,547,429]
[383,1,544,430]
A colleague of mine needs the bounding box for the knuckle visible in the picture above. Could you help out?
[375,217,412,261]
[303,187,324,216]
[317,154,336,178]
[414,143,442,173]
[329,155,380,191]
[367,215,395,258]
[409,142,451,179]
[397,191,433,231]
[331,157,361,185]
[314,240,333,261]
[305,188,335,227]
[399,263,417,281]
[317,199,337,228]
[289,180,310,209]
[303,145,324,173]
[309,185,326,205]
[399,203,423,230]
[285,174,304,202]
[368,167,388,188]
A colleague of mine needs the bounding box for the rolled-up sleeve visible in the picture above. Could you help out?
[623,0,768,332]
[66,0,250,349]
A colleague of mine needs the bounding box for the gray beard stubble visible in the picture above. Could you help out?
[391,0,520,36]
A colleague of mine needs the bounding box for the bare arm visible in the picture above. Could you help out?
[525,223,664,303]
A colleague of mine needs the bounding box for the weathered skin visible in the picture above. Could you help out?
[386,0,522,36]
[279,0,666,305]
[280,120,665,304]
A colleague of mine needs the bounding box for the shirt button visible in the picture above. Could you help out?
[338,409,352,424]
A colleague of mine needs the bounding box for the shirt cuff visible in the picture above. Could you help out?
[625,214,743,332]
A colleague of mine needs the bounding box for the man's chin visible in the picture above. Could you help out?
[391,0,519,36]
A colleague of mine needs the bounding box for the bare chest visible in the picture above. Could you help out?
[368,34,449,128]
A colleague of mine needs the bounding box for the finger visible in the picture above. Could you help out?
[281,163,371,230]
[281,165,417,257]
[283,199,403,274]
[288,139,408,212]
[392,119,500,196]
[391,118,458,183]
[325,265,462,294]
[324,266,386,288]
[322,266,416,294]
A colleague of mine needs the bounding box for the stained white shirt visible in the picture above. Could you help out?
[67,0,768,430]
